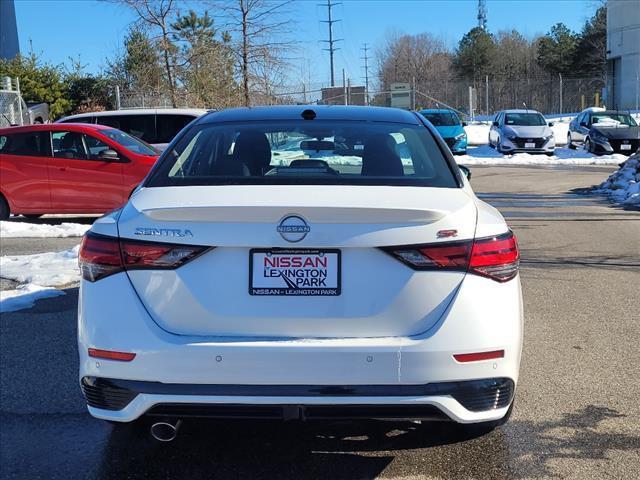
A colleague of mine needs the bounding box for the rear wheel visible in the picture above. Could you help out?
[0,196,9,220]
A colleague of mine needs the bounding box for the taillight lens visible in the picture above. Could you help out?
[385,231,519,282]
[79,231,209,282]
[469,232,519,282]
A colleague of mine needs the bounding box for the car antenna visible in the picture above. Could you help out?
[522,102,529,114]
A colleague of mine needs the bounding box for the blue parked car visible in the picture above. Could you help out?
[419,109,467,155]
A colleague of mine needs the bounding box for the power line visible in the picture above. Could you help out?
[361,43,371,105]
[319,0,342,87]
[477,0,487,30]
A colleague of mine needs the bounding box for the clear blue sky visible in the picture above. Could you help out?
[15,0,598,88]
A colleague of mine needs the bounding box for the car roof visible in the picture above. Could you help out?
[58,108,209,121]
[590,110,632,115]
[420,109,457,114]
[0,123,113,134]
[195,105,421,125]
[501,109,543,114]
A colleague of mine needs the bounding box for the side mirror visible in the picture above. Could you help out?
[98,149,120,161]
[459,165,471,181]
[461,122,468,127]
[548,122,554,127]
[492,121,499,127]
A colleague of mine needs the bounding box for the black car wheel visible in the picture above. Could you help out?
[567,133,576,149]
[0,196,9,220]
[584,137,595,154]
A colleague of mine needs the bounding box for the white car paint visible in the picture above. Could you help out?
[79,183,523,425]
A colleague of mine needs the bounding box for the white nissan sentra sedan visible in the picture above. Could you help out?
[78,106,522,440]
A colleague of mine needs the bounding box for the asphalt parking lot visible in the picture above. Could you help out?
[1,165,639,479]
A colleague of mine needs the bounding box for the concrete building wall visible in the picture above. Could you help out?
[606,0,640,109]
[0,0,20,60]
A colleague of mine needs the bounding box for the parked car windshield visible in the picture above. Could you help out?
[421,111,460,127]
[591,113,637,127]
[504,113,546,126]
[146,120,458,188]
[101,129,158,156]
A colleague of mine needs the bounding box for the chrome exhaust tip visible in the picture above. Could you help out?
[150,419,182,442]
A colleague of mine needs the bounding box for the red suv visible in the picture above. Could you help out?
[0,123,159,219]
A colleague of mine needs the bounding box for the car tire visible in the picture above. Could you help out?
[567,134,576,149]
[584,137,593,154]
[0,196,9,220]
[488,136,494,148]
[545,152,554,157]
[22,214,43,220]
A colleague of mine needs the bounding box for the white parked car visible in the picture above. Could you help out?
[78,106,523,441]
[57,108,208,151]
[489,109,555,155]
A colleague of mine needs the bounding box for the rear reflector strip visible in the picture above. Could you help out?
[88,348,136,362]
[453,350,505,363]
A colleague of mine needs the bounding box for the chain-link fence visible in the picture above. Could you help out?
[108,74,616,118]
[0,77,24,127]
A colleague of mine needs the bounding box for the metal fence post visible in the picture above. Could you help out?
[115,85,121,110]
[485,75,489,115]
[559,73,563,115]
[15,77,23,125]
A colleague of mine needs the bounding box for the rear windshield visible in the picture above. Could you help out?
[145,120,457,188]
[504,113,546,126]
[421,111,460,127]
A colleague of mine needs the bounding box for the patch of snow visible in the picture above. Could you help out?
[593,155,640,206]
[0,221,90,238]
[0,285,65,313]
[0,246,80,312]
[457,146,627,165]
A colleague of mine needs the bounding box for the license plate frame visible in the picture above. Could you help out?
[249,249,341,296]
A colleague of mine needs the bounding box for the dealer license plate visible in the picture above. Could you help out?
[525,142,536,148]
[249,249,341,296]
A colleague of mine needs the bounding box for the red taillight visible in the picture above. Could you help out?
[469,232,519,282]
[78,233,123,282]
[88,348,136,362]
[386,231,519,282]
[79,231,209,282]
[453,350,505,363]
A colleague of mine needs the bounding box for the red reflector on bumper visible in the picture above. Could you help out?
[88,348,136,362]
[453,350,504,363]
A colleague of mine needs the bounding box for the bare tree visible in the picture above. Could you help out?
[110,0,180,106]
[215,0,295,106]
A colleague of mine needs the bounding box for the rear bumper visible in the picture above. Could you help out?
[82,377,514,423]
[78,272,523,423]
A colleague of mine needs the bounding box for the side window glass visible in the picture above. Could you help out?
[96,115,156,143]
[156,115,195,144]
[0,132,50,156]
[52,131,88,159]
[83,134,112,160]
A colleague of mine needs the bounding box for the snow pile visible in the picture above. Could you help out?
[0,246,80,313]
[0,221,90,238]
[0,285,65,313]
[456,146,626,165]
[593,155,640,206]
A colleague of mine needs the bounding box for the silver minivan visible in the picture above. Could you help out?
[56,108,208,151]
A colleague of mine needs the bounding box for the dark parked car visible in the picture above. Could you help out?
[567,108,639,155]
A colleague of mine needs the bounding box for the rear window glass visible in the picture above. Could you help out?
[421,111,460,126]
[146,121,457,188]
[0,131,51,157]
